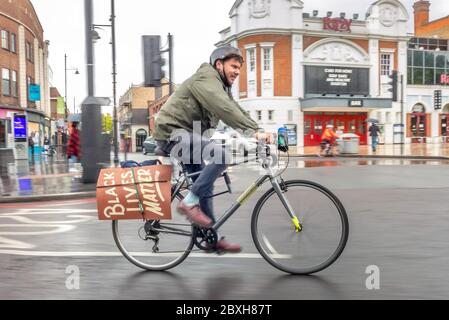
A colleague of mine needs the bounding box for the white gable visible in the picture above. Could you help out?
[228,0,304,35]
[366,0,409,37]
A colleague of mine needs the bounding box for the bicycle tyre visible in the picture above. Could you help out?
[251,180,349,275]
[112,187,194,271]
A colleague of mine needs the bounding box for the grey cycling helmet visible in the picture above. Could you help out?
[210,46,244,67]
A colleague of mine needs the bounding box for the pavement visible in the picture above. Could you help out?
[1,143,449,203]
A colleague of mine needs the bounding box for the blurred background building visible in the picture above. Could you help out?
[405,0,449,144]
[0,0,51,161]
[118,78,171,153]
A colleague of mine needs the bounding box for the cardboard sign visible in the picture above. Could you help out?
[96,165,172,220]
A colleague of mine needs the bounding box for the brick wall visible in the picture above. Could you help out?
[238,34,292,97]
[0,15,20,106]
[1,0,44,109]
[0,0,44,42]
[416,16,449,38]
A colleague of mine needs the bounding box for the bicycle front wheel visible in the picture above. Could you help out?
[112,192,194,271]
[251,180,349,275]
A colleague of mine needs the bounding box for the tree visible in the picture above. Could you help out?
[102,113,113,134]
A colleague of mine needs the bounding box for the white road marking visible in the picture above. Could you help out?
[0,250,291,259]
[0,208,95,250]
[0,237,35,249]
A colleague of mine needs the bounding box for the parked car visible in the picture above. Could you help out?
[210,128,258,156]
[142,136,157,155]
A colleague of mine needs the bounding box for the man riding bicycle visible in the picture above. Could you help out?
[154,46,271,253]
[320,124,339,156]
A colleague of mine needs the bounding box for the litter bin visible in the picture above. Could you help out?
[340,133,360,154]
[336,137,344,154]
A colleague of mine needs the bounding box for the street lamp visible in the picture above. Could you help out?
[91,0,119,167]
[64,53,80,114]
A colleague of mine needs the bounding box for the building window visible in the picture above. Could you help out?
[27,76,33,101]
[249,49,256,72]
[256,110,262,121]
[261,45,274,97]
[26,42,31,60]
[263,48,271,71]
[407,48,449,85]
[380,53,392,76]
[26,41,33,62]
[408,37,448,51]
[268,110,274,121]
[1,30,9,50]
[412,103,426,113]
[10,33,16,53]
[2,69,10,96]
[246,46,257,98]
[11,70,17,97]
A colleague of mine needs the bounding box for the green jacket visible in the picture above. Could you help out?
[154,63,259,140]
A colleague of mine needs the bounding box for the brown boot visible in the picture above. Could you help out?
[176,201,213,228]
[207,237,242,253]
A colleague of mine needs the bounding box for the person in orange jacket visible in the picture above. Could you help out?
[320,124,339,156]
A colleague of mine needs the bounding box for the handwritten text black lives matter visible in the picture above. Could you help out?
[100,168,167,219]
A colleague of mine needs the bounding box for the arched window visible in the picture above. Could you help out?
[412,103,426,113]
[409,104,427,138]
[135,129,147,152]
[442,104,449,114]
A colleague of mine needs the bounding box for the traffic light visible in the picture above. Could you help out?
[387,70,398,102]
[142,35,166,87]
[434,89,442,110]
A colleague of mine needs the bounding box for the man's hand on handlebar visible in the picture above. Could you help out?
[254,131,274,144]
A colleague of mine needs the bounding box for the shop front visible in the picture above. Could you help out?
[301,97,392,147]
[440,104,449,142]
[407,103,429,143]
[304,112,368,146]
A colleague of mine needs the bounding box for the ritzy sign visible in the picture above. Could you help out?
[323,17,352,32]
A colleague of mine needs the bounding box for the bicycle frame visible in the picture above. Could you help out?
[167,155,301,235]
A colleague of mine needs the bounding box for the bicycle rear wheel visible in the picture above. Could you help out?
[112,192,194,271]
[251,180,348,275]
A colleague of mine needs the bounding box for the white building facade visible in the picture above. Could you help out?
[216,0,410,147]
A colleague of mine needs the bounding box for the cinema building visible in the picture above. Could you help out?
[216,0,410,147]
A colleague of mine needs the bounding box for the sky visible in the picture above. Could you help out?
[30,0,448,114]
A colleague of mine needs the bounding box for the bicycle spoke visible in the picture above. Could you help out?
[252,180,348,275]
[112,192,194,271]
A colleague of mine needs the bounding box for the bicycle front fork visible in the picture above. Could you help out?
[270,177,303,233]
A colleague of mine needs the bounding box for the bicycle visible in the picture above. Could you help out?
[320,140,339,157]
[112,143,349,275]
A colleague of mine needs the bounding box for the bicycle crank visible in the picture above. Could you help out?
[193,227,218,251]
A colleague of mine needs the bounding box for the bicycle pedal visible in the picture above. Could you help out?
[214,249,226,256]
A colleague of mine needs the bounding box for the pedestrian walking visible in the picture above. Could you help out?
[369,123,380,152]
[28,135,35,160]
[67,122,81,163]
[43,136,50,155]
